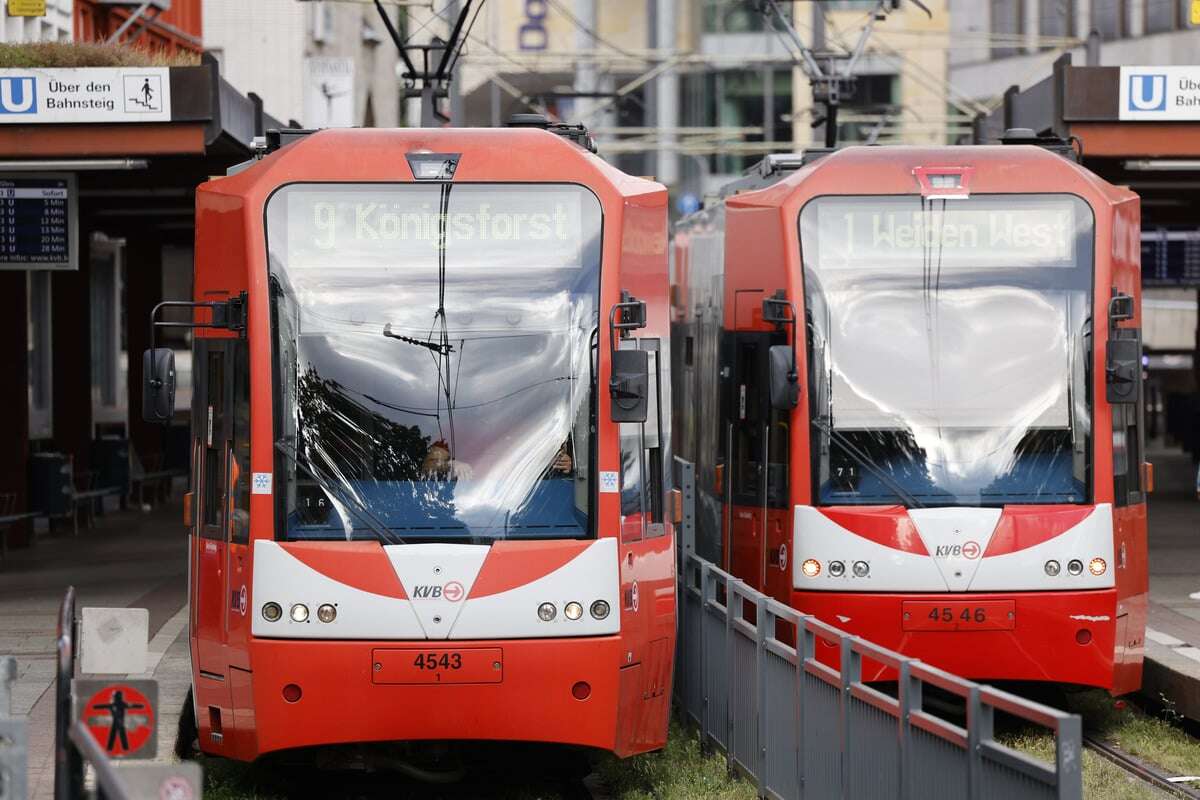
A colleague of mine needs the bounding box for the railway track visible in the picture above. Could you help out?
[1083,734,1200,799]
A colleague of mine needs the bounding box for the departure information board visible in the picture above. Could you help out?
[1142,228,1200,286]
[0,174,77,270]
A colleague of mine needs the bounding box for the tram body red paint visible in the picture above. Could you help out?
[181,127,674,762]
[673,144,1147,694]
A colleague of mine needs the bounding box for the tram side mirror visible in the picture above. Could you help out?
[611,348,649,423]
[1105,338,1140,405]
[768,345,799,410]
[142,348,176,423]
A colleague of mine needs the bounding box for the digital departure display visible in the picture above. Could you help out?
[809,195,1083,270]
[0,174,77,270]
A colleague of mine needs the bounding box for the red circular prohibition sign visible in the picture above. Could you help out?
[84,684,155,756]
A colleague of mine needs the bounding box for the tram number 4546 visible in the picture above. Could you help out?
[901,600,1016,631]
[931,607,987,624]
[413,652,462,671]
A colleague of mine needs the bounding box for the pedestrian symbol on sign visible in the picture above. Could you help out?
[82,683,155,757]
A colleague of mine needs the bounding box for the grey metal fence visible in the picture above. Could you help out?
[671,458,1083,800]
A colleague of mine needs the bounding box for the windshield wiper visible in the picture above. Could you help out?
[383,323,454,355]
[274,440,406,545]
[810,417,926,509]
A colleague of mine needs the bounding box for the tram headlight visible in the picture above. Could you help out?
[1044,560,1061,577]
[801,559,821,578]
[852,561,870,578]
[538,602,557,621]
[1088,557,1107,576]
[317,604,337,623]
[828,561,845,578]
[1067,559,1084,576]
[262,602,282,622]
[590,600,610,620]
[565,602,583,621]
[290,603,309,623]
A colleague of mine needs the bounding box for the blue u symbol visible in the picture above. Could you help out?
[0,77,36,114]
[1129,74,1167,112]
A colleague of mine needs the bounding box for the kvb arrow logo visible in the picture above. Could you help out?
[442,581,465,602]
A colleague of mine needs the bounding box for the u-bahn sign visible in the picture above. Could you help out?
[74,679,158,759]
[1119,66,1200,120]
[0,67,171,123]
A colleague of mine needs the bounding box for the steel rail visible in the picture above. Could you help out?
[1083,734,1200,800]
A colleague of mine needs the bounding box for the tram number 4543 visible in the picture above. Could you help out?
[413,652,462,671]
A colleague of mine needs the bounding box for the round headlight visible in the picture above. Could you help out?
[262,602,282,622]
[1044,560,1061,577]
[564,602,583,621]
[828,561,845,577]
[538,602,556,621]
[317,603,337,623]
[1067,559,1084,576]
[801,559,821,578]
[852,561,870,578]
[1088,557,1107,576]
[290,603,309,623]
[590,600,610,620]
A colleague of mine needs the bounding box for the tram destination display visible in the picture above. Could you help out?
[0,173,77,270]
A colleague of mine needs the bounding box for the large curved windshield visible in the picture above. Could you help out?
[800,194,1093,507]
[267,183,602,541]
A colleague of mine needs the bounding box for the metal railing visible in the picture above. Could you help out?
[670,458,1083,800]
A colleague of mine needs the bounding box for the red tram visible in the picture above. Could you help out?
[143,122,676,762]
[672,138,1147,692]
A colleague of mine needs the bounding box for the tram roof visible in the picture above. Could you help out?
[200,126,664,203]
[729,144,1137,210]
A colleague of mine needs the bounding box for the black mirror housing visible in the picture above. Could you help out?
[142,348,176,423]
[611,348,649,423]
[769,345,799,410]
[1105,338,1140,405]
[1108,293,1134,323]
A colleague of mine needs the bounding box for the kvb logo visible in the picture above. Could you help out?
[934,540,981,559]
[1128,73,1167,112]
[0,77,36,115]
[411,582,467,601]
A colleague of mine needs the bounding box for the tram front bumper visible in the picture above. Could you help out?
[244,635,626,756]
[792,588,1143,693]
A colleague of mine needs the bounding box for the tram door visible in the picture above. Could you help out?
[728,329,792,601]
[191,338,252,749]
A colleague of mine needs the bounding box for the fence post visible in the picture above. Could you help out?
[1056,712,1083,800]
[699,561,712,749]
[796,616,811,800]
[54,586,81,800]
[725,582,736,775]
[966,686,989,800]
[838,636,857,800]
[755,596,769,797]
[896,658,920,800]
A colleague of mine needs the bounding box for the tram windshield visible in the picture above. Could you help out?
[799,194,1094,507]
[266,183,602,542]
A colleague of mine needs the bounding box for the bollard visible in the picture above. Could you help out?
[0,656,28,800]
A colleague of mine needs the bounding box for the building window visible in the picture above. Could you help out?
[990,0,1022,58]
[836,73,898,144]
[1145,0,1178,33]
[89,238,127,424]
[1040,0,1074,39]
[27,271,52,440]
[683,68,793,175]
[701,0,773,33]
[1092,0,1125,39]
